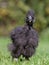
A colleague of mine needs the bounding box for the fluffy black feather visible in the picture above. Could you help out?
[8,10,38,60]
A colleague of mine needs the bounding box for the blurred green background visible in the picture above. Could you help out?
[0,0,49,36]
[0,0,49,65]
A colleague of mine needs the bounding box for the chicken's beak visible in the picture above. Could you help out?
[29,20,31,22]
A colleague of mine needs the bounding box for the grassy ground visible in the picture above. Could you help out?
[0,28,49,65]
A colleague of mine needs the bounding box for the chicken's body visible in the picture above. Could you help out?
[8,25,38,60]
[8,10,39,60]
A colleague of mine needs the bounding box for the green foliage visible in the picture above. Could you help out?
[0,0,49,35]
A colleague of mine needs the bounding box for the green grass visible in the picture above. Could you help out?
[0,28,49,65]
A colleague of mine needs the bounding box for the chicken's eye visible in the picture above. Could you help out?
[32,17,34,19]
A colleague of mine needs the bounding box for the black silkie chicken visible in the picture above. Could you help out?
[8,10,38,60]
